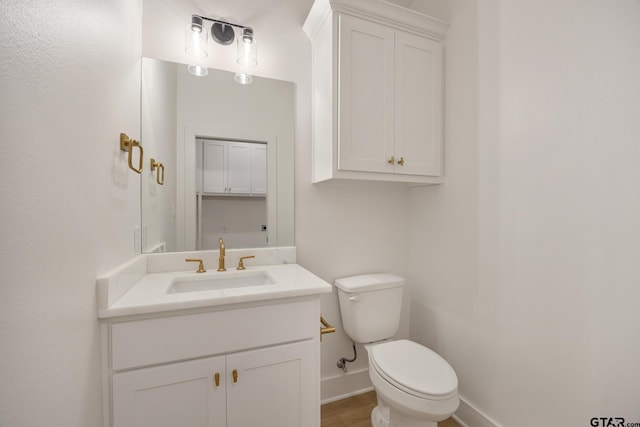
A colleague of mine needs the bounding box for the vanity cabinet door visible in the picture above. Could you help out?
[112,356,226,427]
[226,340,317,427]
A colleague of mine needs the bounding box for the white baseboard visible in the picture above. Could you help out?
[454,395,500,427]
[321,367,373,404]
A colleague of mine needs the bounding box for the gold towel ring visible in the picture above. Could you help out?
[120,133,143,174]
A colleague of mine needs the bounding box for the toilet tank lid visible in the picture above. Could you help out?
[334,274,404,292]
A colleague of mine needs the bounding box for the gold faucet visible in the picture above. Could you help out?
[185,258,206,273]
[237,255,255,270]
[217,238,226,272]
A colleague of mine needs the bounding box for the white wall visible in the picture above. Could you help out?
[0,0,141,425]
[410,0,640,425]
[201,197,267,249]
[297,181,411,401]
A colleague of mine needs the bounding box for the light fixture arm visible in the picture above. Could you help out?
[191,14,253,36]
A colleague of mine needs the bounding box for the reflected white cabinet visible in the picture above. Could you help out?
[304,0,448,184]
[102,300,321,427]
[201,140,266,196]
[250,144,267,196]
[203,141,227,194]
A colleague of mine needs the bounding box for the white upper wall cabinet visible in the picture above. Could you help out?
[304,0,448,184]
[200,139,267,197]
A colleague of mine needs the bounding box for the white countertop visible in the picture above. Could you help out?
[98,263,332,319]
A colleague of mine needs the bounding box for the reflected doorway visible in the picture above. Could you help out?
[195,138,267,250]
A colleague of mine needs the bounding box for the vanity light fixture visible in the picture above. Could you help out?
[185,14,257,78]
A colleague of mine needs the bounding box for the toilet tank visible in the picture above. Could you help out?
[334,274,404,344]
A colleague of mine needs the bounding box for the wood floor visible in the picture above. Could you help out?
[321,391,461,427]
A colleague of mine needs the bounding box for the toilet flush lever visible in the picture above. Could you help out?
[320,315,336,342]
[348,295,359,301]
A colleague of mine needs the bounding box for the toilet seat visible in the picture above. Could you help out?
[369,340,457,401]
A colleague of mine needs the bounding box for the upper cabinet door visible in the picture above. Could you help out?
[338,14,395,174]
[251,144,267,195]
[394,31,443,177]
[203,141,226,194]
[226,142,252,194]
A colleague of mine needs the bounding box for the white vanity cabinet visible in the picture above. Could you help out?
[201,139,266,196]
[303,0,448,184]
[103,299,320,427]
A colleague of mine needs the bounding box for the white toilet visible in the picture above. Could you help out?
[335,274,459,427]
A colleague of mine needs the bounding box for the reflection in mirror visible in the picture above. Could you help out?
[141,57,295,253]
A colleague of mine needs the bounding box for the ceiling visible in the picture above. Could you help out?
[142,0,433,82]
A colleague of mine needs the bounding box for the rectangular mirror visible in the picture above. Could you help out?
[141,57,295,253]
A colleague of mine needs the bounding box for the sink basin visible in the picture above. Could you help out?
[168,271,274,294]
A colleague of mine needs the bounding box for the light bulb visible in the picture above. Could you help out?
[237,28,257,67]
[185,17,208,59]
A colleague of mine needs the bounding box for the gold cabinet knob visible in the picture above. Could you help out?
[387,156,395,164]
[397,157,405,166]
[232,369,238,383]
[214,372,220,387]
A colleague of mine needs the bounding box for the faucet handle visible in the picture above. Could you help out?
[237,255,255,270]
[185,258,206,273]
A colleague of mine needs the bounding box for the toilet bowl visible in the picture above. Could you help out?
[334,274,459,427]
[365,340,458,427]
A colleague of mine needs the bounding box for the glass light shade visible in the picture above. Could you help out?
[234,73,253,85]
[237,31,257,67]
[185,22,208,59]
[188,65,209,77]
